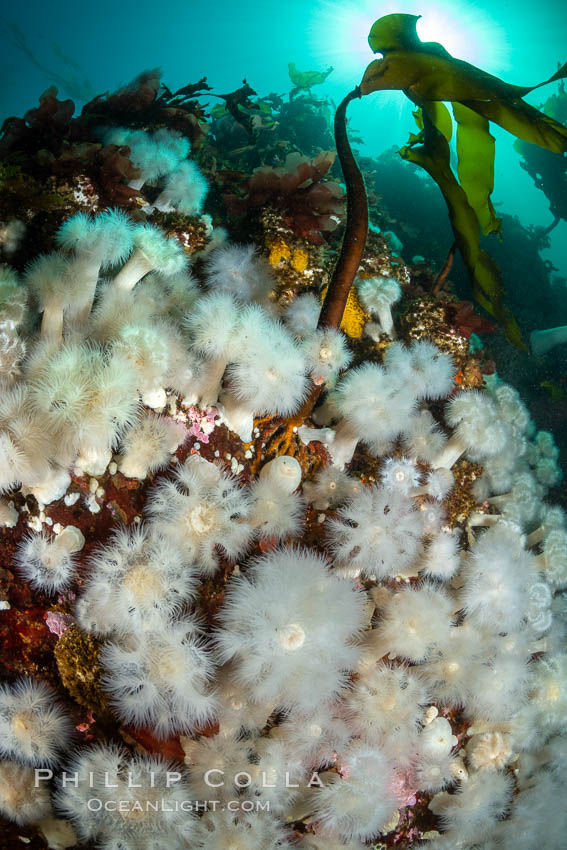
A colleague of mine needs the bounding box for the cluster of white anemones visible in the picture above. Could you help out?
[0,206,566,849]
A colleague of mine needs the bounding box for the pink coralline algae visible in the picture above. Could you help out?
[185,405,219,443]
[45,611,76,637]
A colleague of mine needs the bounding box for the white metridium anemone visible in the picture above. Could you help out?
[146,455,252,574]
[112,320,174,406]
[220,312,308,442]
[327,485,425,579]
[275,703,351,767]
[534,429,559,459]
[76,524,197,635]
[0,760,52,825]
[204,243,276,305]
[248,477,304,541]
[100,619,217,738]
[181,734,253,802]
[152,159,208,215]
[466,730,513,771]
[371,584,454,663]
[536,455,562,487]
[419,531,461,581]
[534,527,567,588]
[55,209,135,324]
[57,743,197,849]
[420,624,488,709]
[213,664,277,738]
[0,497,17,528]
[433,390,508,469]
[0,678,72,766]
[422,625,531,722]
[302,466,361,510]
[301,328,352,386]
[329,362,416,467]
[356,275,401,336]
[0,384,53,492]
[491,381,533,433]
[283,293,321,337]
[380,456,420,494]
[185,291,241,407]
[412,467,454,501]
[118,412,187,479]
[104,127,189,190]
[415,751,458,793]
[88,279,161,343]
[383,340,455,400]
[488,470,543,528]
[113,224,187,292]
[24,253,77,341]
[28,342,139,473]
[345,663,430,759]
[401,409,448,464]
[15,526,84,592]
[245,737,306,814]
[195,810,290,850]
[459,525,540,633]
[214,547,365,713]
[429,771,513,840]
[529,655,567,733]
[259,455,302,492]
[313,742,397,841]
[419,716,457,758]
[418,501,446,535]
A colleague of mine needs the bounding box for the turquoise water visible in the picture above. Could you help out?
[2,0,566,275]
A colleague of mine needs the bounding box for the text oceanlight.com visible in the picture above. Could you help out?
[86,799,271,813]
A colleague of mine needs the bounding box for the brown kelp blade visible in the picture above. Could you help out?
[401,110,525,349]
[362,14,567,153]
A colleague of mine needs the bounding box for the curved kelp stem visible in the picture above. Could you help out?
[252,88,369,466]
[318,87,369,329]
[290,88,368,426]
[433,240,457,296]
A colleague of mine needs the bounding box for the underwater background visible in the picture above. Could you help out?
[2,0,567,274]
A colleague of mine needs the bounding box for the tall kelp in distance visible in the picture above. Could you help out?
[355,13,567,349]
[515,78,567,243]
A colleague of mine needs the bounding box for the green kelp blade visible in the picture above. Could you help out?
[423,101,453,142]
[360,52,534,101]
[368,13,453,59]
[401,112,525,349]
[461,96,567,154]
[288,63,333,89]
[367,13,567,98]
[361,52,567,106]
[452,103,500,235]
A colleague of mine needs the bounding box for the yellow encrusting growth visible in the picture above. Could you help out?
[268,236,292,266]
[339,285,368,338]
[290,247,309,273]
[267,237,309,274]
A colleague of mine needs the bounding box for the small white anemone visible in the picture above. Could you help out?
[146,455,253,574]
[0,760,52,825]
[15,526,84,592]
[356,275,401,336]
[248,477,304,541]
[302,328,352,386]
[101,619,218,738]
[302,465,361,510]
[113,224,187,291]
[0,678,72,767]
[259,455,302,493]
